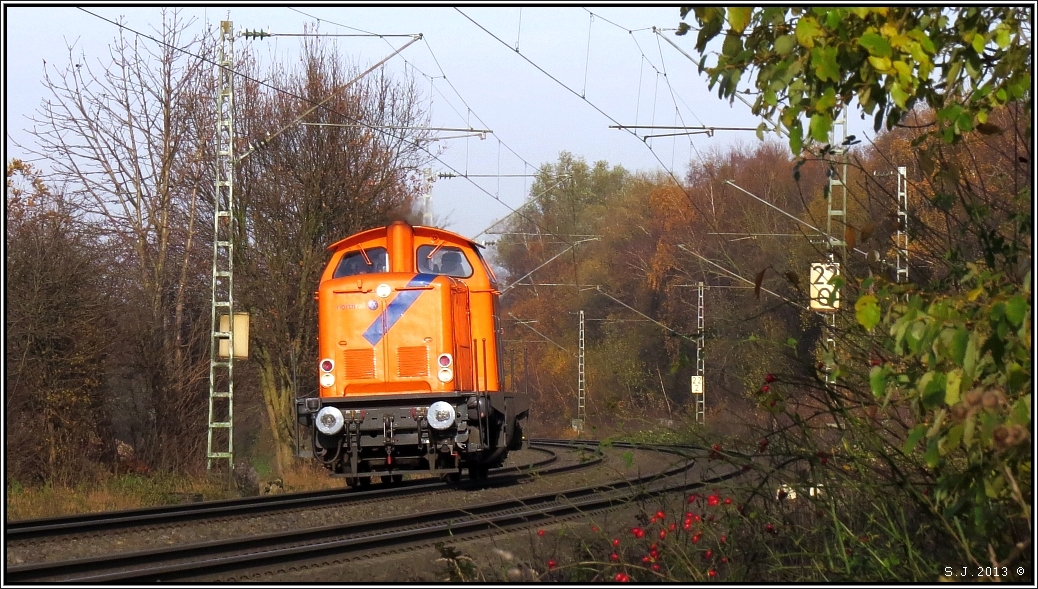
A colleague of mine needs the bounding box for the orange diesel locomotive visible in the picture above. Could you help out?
[296,221,528,484]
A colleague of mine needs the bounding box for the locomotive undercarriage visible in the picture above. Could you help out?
[296,392,528,485]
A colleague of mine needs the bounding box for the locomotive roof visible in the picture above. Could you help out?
[326,223,481,252]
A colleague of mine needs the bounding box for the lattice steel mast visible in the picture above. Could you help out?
[207,20,236,472]
[895,165,909,283]
[823,113,849,387]
[575,310,586,432]
[693,282,705,423]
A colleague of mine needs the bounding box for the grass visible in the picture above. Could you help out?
[5,459,344,522]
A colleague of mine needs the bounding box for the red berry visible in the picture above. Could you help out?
[548,560,556,569]
[655,510,666,520]
[537,529,545,536]
[769,399,777,407]
[683,521,692,531]
[651,563,661,572]
[720,535,727,543]
[721,556,729,563]
[712,444,721,451]
[707,495,720,507]
[705,549,714,559]
[610,552,619,561]
[724,497,732,505]
[687,494,698,504]
[632,528,645,539]
[615,572,629,582]
[708,569,717,578]
[692,533,701,543]
[642,555,651,563]
[659,529,667,540]
[765,373,776,383]
[612,538,621,547]
[668,523,677,532]
[592,525,599,532]
[761,384,770,393]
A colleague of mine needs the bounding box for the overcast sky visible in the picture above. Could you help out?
[5,6,859,240]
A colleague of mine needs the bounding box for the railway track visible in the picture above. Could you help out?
[6,440,730,583]
[6,443,568,544]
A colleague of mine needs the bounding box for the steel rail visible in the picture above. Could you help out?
[7,444,706,583]
[5,444,562,542]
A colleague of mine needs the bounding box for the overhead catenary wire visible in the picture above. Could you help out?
[454,7,764,255]
[449,9,785,338]
[81,7,753,345]
[508,313,572,354]
[677,244,795,305]
[235,35,422,163]
[76,7,578,283]
[280,8,618,273]
[288,7,539,173]
[592,287,700,343]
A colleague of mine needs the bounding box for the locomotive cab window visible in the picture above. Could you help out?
[417,245,473,278]
[473,246,499,285]
[333,247,388,278]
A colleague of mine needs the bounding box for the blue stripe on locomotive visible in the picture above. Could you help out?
[361,274,437,346]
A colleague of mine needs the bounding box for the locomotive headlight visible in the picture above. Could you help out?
[319,372,335,388]
[437,367,454,383]
[376,283,392,298]
[315,406,344,435]
[427,401,456,430]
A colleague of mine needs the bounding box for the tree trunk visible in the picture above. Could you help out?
[257,349,299,475]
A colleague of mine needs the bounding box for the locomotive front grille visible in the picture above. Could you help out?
[343,348,376,379]
[397,345,429,377]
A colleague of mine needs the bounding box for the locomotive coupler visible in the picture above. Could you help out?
[346,415,360,454]
[383,415,396,464]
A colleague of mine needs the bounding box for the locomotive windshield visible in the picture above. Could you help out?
[416,245,473,278]
[333,247,388,278]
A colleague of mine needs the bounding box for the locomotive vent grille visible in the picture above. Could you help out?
[343,348,376,380]
[397,346,429,378]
